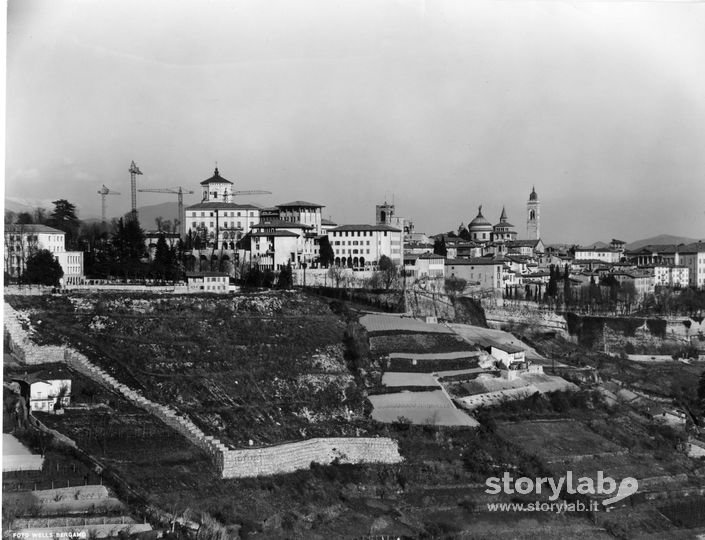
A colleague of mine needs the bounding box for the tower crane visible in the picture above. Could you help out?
[137,187,195,236]
[97,185,121,223]
[224,189,272,203]
[128,160,143,221]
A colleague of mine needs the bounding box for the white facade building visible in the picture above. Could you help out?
[329,225,403,267]
[651,265,690,288]
[277,201,324,235]
[680,242,705,289]
[4,224,84,284]
[574,247,621,264]
[186,271,229,293]
[184,168,263,247]
[247,219,317,270]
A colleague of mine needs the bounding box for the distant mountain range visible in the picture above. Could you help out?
[625,235,700,250]
[585,235,701,251]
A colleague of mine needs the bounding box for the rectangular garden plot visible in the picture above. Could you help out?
[495,419,625,462]
[368,390,478,427]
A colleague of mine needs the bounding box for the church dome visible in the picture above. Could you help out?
[469,206,492,231]
[529,186,538,201]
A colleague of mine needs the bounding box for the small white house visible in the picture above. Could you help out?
[12,374,72,413]
[186,271,229,293]
[486,340,526,368]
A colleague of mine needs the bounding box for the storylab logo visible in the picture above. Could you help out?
[485,471,639,508]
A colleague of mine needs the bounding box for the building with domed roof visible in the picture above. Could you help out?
[492,207,517,243]
[468,205,493,242]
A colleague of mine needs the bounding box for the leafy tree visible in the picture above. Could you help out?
[48,199,81,249]
[277,262,293,289]
[24,249,63,286]
[112,217,146,262]
[563,264,571,304]
[698,371,705,413]
[457,223,471,241]
[318,236,335,268]
[433,237,448,257]
[16,212,33,224]
[152,234,179,281]
[378,255,398,289]
[445,276,467,297]
[546,265,558,297]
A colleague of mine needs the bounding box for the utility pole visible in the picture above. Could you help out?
[129,161,143,221]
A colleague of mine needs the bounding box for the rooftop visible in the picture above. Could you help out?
[277,200,324,208]
[5,224,65,234]
[446,257,502,266]
[186,271,230,277]
[200,167,233,185]
[507,240,541,248]
[249,230,300,237]
[252,219,313,229]
[329,224,402,232]
[185,202,261,211]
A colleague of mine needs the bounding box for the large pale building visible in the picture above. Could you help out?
[329,224,403,267]
[247,219,318,270]
[184,168,261,248]
[445,258,503,291]
[4,224,84,284]
[277,201,324,235]
[679,242,705,289]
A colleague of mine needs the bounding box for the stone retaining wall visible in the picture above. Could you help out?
[483,304,569,334]
[66,349,402,477]
[221,437,402,478]
[5,302,402,478]
[4,303,65,364]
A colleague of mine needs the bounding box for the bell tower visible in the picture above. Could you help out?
[526,186,540,240]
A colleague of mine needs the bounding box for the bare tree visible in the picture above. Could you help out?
[328,265,346,288]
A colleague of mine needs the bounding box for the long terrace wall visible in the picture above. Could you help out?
[4,303,65,364]
[483,303,569,334]
[221,437,402,478]
[5,301,403,478]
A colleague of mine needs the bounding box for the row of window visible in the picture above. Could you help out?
[190,211,255,218]
[332,230,390,237]
[334,240,372,246]
[334,249,371,255]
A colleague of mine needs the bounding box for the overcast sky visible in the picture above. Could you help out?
[5,0,705,244]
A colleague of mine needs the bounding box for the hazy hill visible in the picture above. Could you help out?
[133,202,180,231]
[626,235,700,250]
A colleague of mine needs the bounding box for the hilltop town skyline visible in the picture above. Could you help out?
[5,0,705,244]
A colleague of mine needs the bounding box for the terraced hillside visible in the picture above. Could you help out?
[6,292,374,447]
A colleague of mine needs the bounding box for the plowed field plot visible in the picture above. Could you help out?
[546,453,682,481]
[368,390,479,427]
[381,372,439,387]
[386,351,483,372]
[660,497,705,529]
[370,333,475,356]
[457,373,576,396]
[6,292,375,448]
[496,420,625,462]
[360,314,453,334]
